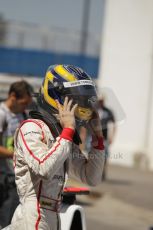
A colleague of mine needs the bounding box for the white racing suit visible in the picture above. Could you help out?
[8,119,104,230]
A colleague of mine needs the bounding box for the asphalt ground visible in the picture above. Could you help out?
[68,165,153,230]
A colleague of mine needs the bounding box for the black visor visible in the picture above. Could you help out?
[62,80,98,108]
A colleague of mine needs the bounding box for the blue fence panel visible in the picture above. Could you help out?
[0,47,99,78]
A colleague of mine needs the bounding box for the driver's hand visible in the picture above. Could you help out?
[88,111,103,138]
[56,97,78,130]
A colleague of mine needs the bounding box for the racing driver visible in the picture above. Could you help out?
[6,64,104,230]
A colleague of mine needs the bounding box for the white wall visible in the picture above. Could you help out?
[98,0,153,169]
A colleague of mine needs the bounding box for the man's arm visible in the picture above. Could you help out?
[70,112,105,186]
[15,97,78,179]
[108,122,116,145]
[0,133,13,158]
[79,126,87,151]
[70,143,104,186]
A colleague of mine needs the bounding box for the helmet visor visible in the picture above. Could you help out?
[62,80,98,121]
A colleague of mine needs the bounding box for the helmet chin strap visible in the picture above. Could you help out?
[75,118,87,128]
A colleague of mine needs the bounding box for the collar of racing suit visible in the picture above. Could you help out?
[29,108,82,145]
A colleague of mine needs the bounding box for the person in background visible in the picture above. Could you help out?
[98,96,116,180]
[0,81,33,229]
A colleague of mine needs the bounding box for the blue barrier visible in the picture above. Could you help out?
[0,47,99,78]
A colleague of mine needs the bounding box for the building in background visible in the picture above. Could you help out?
[98,0,153,170]
[0,73,42,100]
[0,20,100,77]
[0,0,106,78]
[0,14,7,45]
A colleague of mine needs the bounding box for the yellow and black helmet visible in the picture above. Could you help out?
[39,64,98,122]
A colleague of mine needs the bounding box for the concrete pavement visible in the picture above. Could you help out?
[68,165,153,230]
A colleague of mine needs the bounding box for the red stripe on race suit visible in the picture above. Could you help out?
[20,120,45,141]
[39,138,62,164]
[20,129,62,164]
[35,180,42,230]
